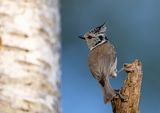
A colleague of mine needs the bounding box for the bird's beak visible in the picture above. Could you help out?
[78,35,85,40]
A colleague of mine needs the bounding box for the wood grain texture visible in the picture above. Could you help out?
[111,59,142,113]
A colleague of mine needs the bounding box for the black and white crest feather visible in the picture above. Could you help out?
[89,23,106,34]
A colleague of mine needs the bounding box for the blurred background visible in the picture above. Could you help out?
[60,0,160,113]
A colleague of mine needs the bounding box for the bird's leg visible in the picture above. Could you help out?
[113,89,128,102]
[117,67,124,74]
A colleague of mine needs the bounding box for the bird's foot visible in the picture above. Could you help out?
[113,89,128,102]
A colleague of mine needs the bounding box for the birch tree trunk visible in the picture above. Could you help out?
[0,0,61,113]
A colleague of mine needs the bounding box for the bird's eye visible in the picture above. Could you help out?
[87,36,93,39]
[98,35,103,40]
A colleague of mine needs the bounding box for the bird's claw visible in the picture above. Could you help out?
[113,89,128,102]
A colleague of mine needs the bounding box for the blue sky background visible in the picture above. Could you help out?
[61,0,160,113]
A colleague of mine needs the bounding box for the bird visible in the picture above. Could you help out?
[79,23,118,103]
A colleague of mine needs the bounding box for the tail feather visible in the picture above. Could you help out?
[102,79,116,103]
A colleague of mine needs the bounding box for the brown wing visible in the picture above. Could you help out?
[88,41,116,81]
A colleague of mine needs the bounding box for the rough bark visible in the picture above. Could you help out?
[111,59,142,113]
[0,0,60,113]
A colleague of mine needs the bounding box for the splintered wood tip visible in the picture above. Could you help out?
[123,59,142,73]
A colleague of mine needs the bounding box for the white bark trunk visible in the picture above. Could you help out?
[0,0,61,113]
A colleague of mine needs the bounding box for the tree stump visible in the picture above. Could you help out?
[111,59,142,113]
